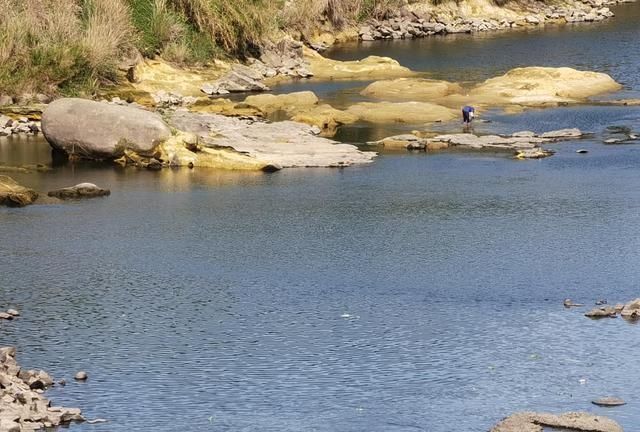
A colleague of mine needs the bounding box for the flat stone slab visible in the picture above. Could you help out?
[168,111,376,168]
[592,397,626,407]
[491,412,623,432]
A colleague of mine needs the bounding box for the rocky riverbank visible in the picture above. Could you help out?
[356,0,626,42]
[0,347,85,431]
[491,411,622,432]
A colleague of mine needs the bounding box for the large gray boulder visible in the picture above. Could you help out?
[42,98,171,160]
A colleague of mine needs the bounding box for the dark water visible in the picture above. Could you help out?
[2,4,640,432]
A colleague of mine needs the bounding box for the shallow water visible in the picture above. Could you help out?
[2,3,640,432]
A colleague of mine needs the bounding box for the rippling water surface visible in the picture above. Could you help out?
[2,4,640,432]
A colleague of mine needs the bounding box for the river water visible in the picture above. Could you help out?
[1,4,640,432]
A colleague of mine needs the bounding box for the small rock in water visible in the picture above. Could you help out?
[58,379,66,386]
[563,298,584,308]
[6,309,19,316]
[585,306,617,318]
[595,299,607,305]
[0,312,13,320]
[592,397,626,407]
[576,149,589,154]
[74,371,88,381]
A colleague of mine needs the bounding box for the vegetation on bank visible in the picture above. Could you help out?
[0,0,519,97]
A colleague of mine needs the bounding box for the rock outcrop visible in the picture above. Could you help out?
[41,98,171,160]
[361,78,463,101]
[304,48,414,80]
[469,67,621,106]
[0,176,38,207]
[167,111,376,168]
[0,346,85,431]
[369,129,585,158]
[491,411,623,432]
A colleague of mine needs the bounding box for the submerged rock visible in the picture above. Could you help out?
[41,98,171,160]
[0,175,38,207]
[491,411,623,432]
[48,183,110,200]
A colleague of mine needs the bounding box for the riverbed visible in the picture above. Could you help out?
[2,3,640,432]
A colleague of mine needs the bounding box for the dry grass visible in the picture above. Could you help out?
[282,0,407,35]
[0,0,136,96]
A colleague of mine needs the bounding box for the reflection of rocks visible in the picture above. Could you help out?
[167,111,376,168]
[0,346,85,431]
[48,183,111,200]
[42,98,171,160]
[491,411,622,432]
[0,176,38,207]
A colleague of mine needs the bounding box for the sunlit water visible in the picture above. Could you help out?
[2,3,640,432]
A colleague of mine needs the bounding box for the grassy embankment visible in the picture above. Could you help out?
[0,0,417,98]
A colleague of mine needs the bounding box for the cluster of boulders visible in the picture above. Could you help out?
[0,115,40,137]
[584,298,640,319]
[0,309,19,320]
[151,91,197,108]
[0,347,85,431]
[358,0,620,41]
[201,39,313,96]
[0,94,50,107]
[369,128,585,159]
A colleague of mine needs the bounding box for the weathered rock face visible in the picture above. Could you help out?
[491,411,623,432]
[0,346,85,431]
[242,92,358,136]
[47,183,111,200]
[243,92,320,114]
[167,111,376,168]
[361,78,463,101]
[41,98,171,160]
[346,101,458,123]
[304,48,414,80]
[470,67,622,106]
[0,176,38,207]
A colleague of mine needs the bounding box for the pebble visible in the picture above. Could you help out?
[576,149,589,154]
[6,309,19,317]
[74,371,88,381]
